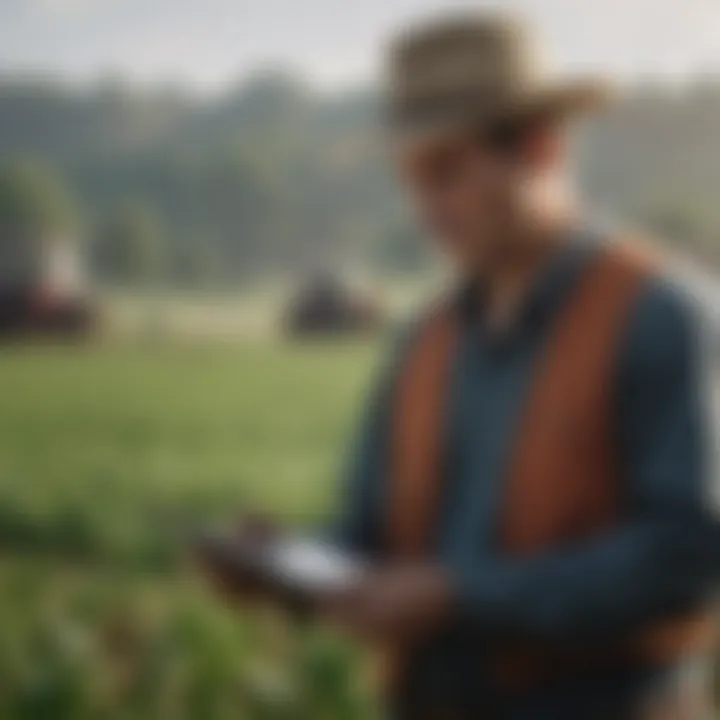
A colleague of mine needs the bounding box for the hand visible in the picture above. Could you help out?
[323,563,452,643]
[196,514,279,605]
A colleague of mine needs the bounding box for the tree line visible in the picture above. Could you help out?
[0,70,719,287]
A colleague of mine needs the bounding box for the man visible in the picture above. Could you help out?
[206,12,719,719]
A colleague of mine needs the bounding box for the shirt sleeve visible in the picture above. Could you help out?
[452,276,720,642]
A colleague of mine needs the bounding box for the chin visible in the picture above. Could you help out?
[444,247,488,274]
[436,232,492,270]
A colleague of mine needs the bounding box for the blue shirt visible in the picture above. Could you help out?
[331,233,717,717]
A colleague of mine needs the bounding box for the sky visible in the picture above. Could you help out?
[1,0,719,90]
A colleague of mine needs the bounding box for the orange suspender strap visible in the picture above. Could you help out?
[498,241,650,553]
[386,301,460,560]
[379,301,459,698]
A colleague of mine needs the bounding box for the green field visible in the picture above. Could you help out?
[0,342,380,719]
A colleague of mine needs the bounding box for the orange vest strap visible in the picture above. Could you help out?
[386,300,460,558]
[499,241,652,552]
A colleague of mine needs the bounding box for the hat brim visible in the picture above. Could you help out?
[391,78,614,152]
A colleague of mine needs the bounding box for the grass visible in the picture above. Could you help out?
[0,340,380,719]
[2,339,716,718]
[0,342,377,562]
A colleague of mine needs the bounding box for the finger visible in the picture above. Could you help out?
[237,513,278,542]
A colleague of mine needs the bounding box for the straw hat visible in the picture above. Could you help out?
[385,12,612,145]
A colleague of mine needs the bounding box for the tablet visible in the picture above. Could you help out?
[197,530,366,599]
[264,537,367,595]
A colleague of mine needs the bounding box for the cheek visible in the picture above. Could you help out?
[440,177,496,241]
[414,191,481,252]
[406,159,507,245]
[466,163,504,213]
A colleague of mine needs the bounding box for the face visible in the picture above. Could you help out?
[395,129,522,269]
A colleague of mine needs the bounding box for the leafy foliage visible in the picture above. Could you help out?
[93,202,167,285]
[0,341,379,718]
[1,73,720,286]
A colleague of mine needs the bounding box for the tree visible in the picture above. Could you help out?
[93,202,167,285]
[0,162,80,285]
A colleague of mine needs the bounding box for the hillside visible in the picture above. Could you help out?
[1,71,719,283]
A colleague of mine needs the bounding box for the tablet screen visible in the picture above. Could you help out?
[265,537,366,594]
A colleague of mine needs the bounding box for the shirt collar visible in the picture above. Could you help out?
[456,229,601,342]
